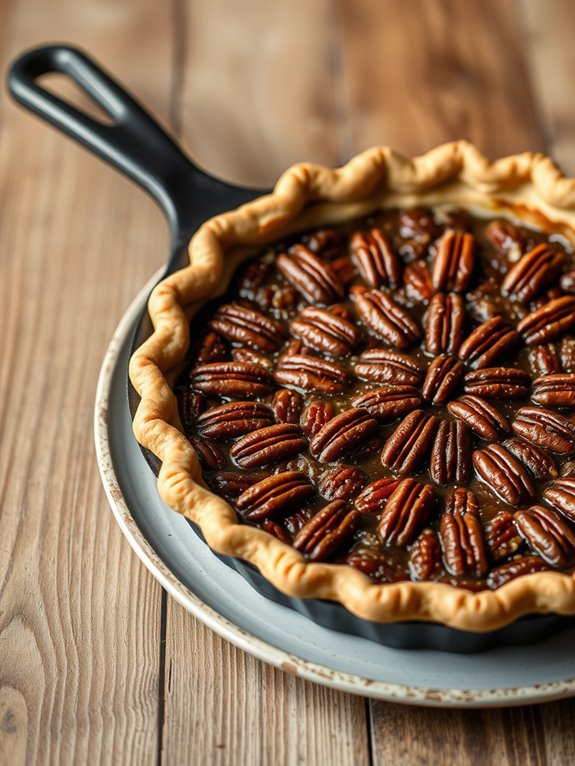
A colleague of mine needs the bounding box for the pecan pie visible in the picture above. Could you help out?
[130,141,575,631]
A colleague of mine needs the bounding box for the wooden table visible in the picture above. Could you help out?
[3,0,575,762]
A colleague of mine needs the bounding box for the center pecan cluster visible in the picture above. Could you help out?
[178,209,575,590]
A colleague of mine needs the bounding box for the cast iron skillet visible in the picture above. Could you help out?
[9,44,575,652]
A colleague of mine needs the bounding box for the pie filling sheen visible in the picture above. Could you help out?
[175,206,575,592]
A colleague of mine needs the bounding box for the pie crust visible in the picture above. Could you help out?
[129,140,575,631]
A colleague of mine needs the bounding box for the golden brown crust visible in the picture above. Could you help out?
[129,140,575,631]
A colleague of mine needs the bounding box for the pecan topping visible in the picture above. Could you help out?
[208,303,286,351]
[531,374,575,409]
[274,354,350,393]
[381,410,440,474]
[421,355,464,405]
[191,361,273,399]
[272,389,303,424]
[458,316,520,369]
[409,528,442,581]
[377,479,435,546]
[350,228,401,288]
[543,478,575,522]
[277,245,344,305]
[196,401,274,438]
[330,256,356,285]
[354,477,404,514]
[487,556,549,589]
[290,306,362,356]
[300,399,335,438]
[231,347,274,367]
[261,519,292,545]
[484,511,523,561]
[354,348,423,386]
[514,506,575,567]
[351,385,422,420]
[236,471,314,521]
[447,395,510,440]
[293,500,360,562]
[501,243,563,303]
[529,344,561,376]
[424,292,466,356]
[354,289,421,349]
[403,261,434,303]
[310,408,379,463]
[512,406,575,455]
[439,489,488,578]
[207,471,260,499]
[304,227,341,258]
[432,230,475,293]
[472,443,536,506]
[346,550,406,583]
[319,466,365,501]
[463,367,531,399]
[190,436,226,470]
[517,296,575,345]
[560,338,575,373]
[503,437,558,481]
[230,423,306,468]
[486,220,524,261]
[177,389,206,435]
[190,331,229,366]
[429,419,471,485]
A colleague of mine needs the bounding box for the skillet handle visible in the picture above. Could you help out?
[7,44,268,244]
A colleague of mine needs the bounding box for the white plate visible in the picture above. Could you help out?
[95,271,575,708]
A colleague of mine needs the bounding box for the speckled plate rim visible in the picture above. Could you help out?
[94,269,575,708]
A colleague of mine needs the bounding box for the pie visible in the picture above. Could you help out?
[129,140,575,631]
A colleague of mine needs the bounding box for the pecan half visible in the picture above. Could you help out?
[421,355,464,405]
[354,289,421,349]
[189,436,226,470]
[560,338,575,373]
[486,220,524,261]
[191,361,273,399]
[303,227,342,258]
[330,256,356,285]
[463,367,531,399]
[517,296,575,345]
[502,436,558,481]
[351,385,422,420]
[277,245,344,305]
[487,556,549,589]
[409,528,442,581]
[381,410,440,474]
[472,443,536,506]
[261,519,292,545]
[512,406,575,455]
[350,228,401,288]
[398,209,440,259]
[501,244,563,303]
[319,466,365,501]
[514,506,575,567]
[431,230,475,293]
[208,303,286,351]
[457,316,520,369]
[310,408,379,463]
[229,423,306,468]
[290,306,362,356]
[403,261,434,303]
[447,395,510,440]
[272,389,303,424]
[354,348,423,386]
[484,511,523,561]
[196,401,274,438]
[236,471,314,521]
[189,331,229,366]
[531,374,575,409]
[543,478,575,522]
[177,388,207,435]
[207,471,260,499]
[424,292,466,355]
[274,354,350,393]
[300,399,335,438]
[292,500,360,562]
[377,479,435,546]
[429,419,471,485]
[529,344,562,376]
[354,477,404,514]
[439,489,488,578]
[346,550,407,583]
[231,347,274,367]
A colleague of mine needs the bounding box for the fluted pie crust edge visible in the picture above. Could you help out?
[129,140,575,631]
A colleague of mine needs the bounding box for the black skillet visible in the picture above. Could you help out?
[9,44,575,652]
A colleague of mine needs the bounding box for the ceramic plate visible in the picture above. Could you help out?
[94,271,575,708]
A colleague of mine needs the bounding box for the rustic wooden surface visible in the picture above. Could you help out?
[2,0,575,763]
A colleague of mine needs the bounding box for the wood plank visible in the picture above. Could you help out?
[339,0,542,160]
[0,0,175,761]
[519,0,575,174]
